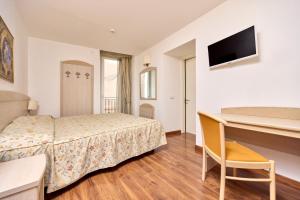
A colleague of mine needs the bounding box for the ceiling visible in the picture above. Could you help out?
[165,39,196,60]
[15,0,225,55]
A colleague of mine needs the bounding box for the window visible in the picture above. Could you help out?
[102,58,119,113]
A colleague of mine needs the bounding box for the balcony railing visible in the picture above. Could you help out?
[104,97,118,113]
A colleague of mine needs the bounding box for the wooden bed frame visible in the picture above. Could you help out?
[0,91,30,131]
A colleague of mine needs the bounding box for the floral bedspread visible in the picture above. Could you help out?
[0,113,166,193]
[48,113,166,192]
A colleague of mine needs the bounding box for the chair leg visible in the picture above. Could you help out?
[270,160,276,200]
[219,164,226,200]
[202,148,207,181]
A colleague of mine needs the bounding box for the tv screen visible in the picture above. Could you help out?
[208,26,257,67]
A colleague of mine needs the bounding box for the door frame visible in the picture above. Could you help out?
[60,60,94,117]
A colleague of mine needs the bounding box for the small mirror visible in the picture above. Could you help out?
[140,67,157,100]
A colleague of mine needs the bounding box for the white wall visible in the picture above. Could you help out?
[132,54,183,132]
[28,37,101,117]
[133,0,300,181]
[0,0,28,94]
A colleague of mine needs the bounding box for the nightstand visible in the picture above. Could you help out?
[0,154,46,200]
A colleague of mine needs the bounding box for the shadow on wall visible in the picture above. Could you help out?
[226,127,300,156]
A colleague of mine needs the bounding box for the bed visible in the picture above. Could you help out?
[0,91,166,193]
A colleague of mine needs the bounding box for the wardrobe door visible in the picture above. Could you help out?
[61,62,93,117]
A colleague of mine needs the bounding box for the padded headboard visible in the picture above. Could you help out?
[139,103,154,119]
[0,91,29,131]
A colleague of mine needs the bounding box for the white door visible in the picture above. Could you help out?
[185,58,196,134]
[61,62,93,117]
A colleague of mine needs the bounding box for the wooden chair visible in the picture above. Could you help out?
[198,111,276,200]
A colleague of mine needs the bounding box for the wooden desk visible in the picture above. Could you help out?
[218,107,300,139]
[204,107,300,172]
[217,113,300,139]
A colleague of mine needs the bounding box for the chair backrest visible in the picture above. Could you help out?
[198,112,227,159]
[139,103,154,119]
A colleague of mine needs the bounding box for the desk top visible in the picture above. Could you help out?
[218,113,300,132]
[216,107,300,139]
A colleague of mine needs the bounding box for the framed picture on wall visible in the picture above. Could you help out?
[0,16,14,83]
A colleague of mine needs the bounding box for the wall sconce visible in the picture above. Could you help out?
[28,99,38,115]
[143,55,151,67]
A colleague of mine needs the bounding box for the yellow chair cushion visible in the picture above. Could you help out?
[225,141,268,162]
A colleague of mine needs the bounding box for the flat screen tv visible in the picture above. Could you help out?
[208,26,257,68]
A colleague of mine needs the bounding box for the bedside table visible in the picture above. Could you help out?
[0,154,46,200]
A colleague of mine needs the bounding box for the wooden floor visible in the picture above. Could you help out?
[46,133,300,200]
